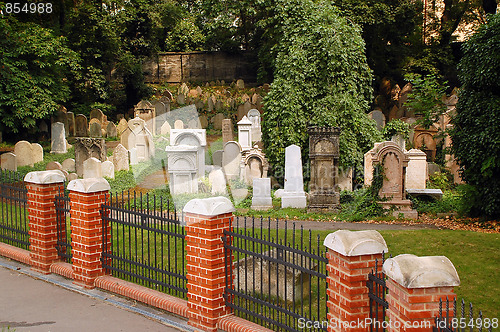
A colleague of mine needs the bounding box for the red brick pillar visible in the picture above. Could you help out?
[184,197,235,332]
[383,254,459,332]
[25,171,66,274]
[323,230,388,332]
[68,178,110,289]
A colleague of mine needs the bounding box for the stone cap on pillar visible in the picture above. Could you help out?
[382,254,460,288]
[183,196,235,217]
[323,230,388,256]
[68,178,110,193]
[24,170,66,184]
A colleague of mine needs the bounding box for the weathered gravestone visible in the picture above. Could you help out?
[51,122,67,154]
[62,158,76,173]
[121,117,155,162]
[106,122,117,138]
[307,126,341,211]
[247,109,262,143]
[112,144,129,172]
[369,141,417,218]
[32,143,43,164]
[406,149,427,189]
[74,138,107,177]
[212,150,223,167]
[282,145,307,209]
[90,109,104,123]
[368,109,386,131]
[160,121,171,136]
[1,153,17,171]
[89,120,102,138]
[234,249,318,303]
[222,141,242,181]
[14,141,34,167]
[66,112,76,137]
[174,120,184,129]
[222,119,234,144]
[242,149,268,185]
[209,169,227,195]
[134,100,156,135]
[116,118,128,137]
[170,129,206,178]
[83,157,102,178]
[101,160,115,179]
[251,178,272,210]
[46,161,63,171]
[212,113,224,130]
[165,145,199,194]
[75,114,88,137]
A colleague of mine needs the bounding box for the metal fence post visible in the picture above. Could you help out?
[382,254,460,332]
[183,197,235,332]
[323,230,388,332]
[24,171,66,274]
[68,178,110,289]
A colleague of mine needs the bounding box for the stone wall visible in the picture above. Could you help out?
[143,51,258,83]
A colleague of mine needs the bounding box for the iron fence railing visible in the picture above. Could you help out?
[434,298,495,332]
[0,169,29,250]
[367,253,389,332]
[100,190,187,299]
[222,216,328,332]
[55,188,71,263]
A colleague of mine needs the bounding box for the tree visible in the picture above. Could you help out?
[262,0,381,181]
[450,13,500,217]
[0,17,80,134]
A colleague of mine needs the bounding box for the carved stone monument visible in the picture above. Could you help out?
[222,119,234,144]
[307,126,340,211]
[74,138,107,177]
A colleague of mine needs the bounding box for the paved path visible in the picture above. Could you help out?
[0,258,191,332]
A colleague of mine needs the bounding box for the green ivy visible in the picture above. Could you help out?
[382,119,411,141]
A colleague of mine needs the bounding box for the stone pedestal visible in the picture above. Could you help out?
[308,126,341,211]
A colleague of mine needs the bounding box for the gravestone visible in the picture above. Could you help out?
[112,144,129,172]
[134,100,156,135]
[116,118,128,137]
[46,161,63,171]
[106,122,117,138]
[125,117,155,163]
[62,158,76,172]
[75,114,88,137]
[212,150,223,167]
[236,79,245,89]
[209,169,227,195]
[338,168,353,191]
[83,157,102,178]
[251,178,272,210]
[307,127,341,210]
[165,145,199,194]
[370,141,417,218]
[368,109,386,131]
[282,145,307,209]
[89,121,102,137]
[66,112,76,137]
[129,148,138,165]
[52,107,69,138]
[406,149,427,189]
[237,101,253,121]
[14,141,34,167]
[222,119,234,144]
[187,118,201,129]
[237,116,252,150]
[32,143,43,164]
[222,141,242,181]
[74,138,107,177]
[242,148,268,185]
[1,153,17,171]
[170,129,207,178]
[39,121,48,133]
[247,109,262,142]
[101,160,115,179]
[90,109,104,123]
[51,122,67,154]
[160,121,171,136]
[174,120,184,129]
[68,173,78,181]
[199,115,208,129]
[212,113,224,130]
[153,100,168,135]
[413,125,438,161]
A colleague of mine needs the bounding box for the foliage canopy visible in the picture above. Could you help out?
[262,0,381,180]
[450,13,500,218]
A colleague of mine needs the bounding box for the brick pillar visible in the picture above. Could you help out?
[383,254,459,332]
[25,171,66,274]
[323,230,388,332]
[184,197,235,332]
[68,178,110,289]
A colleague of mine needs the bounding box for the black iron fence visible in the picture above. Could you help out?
[367,253,389,332]
[0,169,29,250]
[100,190,187,299]
[434,298,495,332]
[222,217,328,332]
[55,188,71,263]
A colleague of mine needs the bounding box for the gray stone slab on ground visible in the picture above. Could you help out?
[406,188,443,200]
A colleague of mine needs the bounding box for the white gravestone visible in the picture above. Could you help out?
[406,149,427,189]
[237,116,252,150]
[252,178,273,210]
[51,122,67,154]
[170,129,206,178]
[209,168,227,195]
[247,109,262,142]
[282,145,307,208]
[62,158,76,172]
[112,144,129,172]
[101,160,115,179]
[14,141,34,167]
[222,141,242,181]
[165,145,199,194]
[32,143,44,164]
